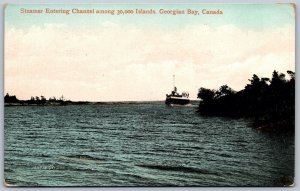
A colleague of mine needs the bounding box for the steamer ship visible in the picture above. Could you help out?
[165,75,190,105]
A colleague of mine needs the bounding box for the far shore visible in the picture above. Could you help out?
[5,100,200,107]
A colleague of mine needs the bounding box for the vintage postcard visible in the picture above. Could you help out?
[4,4,295,186]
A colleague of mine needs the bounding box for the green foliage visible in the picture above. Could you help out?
[4,93,19,103]
[215,85,235,98]
[5,94,48,105]
[287,70,295,80]
[197,88,215,103]
[198,70,295,132]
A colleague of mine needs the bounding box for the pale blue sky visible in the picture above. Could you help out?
[5,3,295,101]
[5,4,295,30]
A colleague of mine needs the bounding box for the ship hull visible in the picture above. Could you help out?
[165,97,190,105]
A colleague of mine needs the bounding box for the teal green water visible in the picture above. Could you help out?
[4,104,294,186]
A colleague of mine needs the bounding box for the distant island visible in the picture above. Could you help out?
[4,94,170,106]
[4,94,84,106]
[197,70,295,133]
[5,70,295,133]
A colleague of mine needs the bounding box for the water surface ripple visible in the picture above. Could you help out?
[4,104,294,186]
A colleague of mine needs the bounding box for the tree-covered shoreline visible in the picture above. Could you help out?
[4,94,73,106]
[197,70,295,133]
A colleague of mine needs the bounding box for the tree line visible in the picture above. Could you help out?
[4,94,67,106]
[197,70,295,132]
